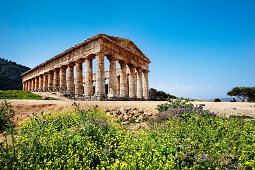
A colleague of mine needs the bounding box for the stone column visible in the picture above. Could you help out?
[135,72,137,95]
[137,68,143,98]
[43,73,48,90]
[67,64,75,95]
[75,61,83,97]
[48,71,54,91]
[117,76,120,95]
[31,78,35,91]
[108,57,118,97]
[53,68,60,91]
[128,66,136,98]
[39,75,43,90]
[22,82,25,91]
[95,53,105,97]
[119,61,127,97]
[143,70,149,100]
[84,57,94,96]
[60,66,67,90]
[27,80,30,91]
[35,77,39,91]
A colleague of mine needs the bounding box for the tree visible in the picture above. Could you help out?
[149,88,177,101]
[227,87,255,102]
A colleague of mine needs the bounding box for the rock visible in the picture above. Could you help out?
[121,122,127,125]
[120,107,125,114]
[126,107,132,113]
[135,119,140,123]
[42,96,49,100]
[139,109,144,114]
[123,115,129,121]
[115,108,120,115]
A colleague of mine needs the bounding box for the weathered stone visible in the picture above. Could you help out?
[21,34,151,101]
[42,96,49,100]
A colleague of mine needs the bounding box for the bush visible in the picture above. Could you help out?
[149,88,177,101]
[0,102,255,169]
[157,97,196,112]
[0,100,15,130]
[214,98,221,102]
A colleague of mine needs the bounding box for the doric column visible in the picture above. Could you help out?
[117,76,120,95]
[43,73,48,90]
[127,75,129,97]
[53,68,60,90]
[143,70,149,100]
[48,71,54,91]
[95,53,105,97]
[135,72,137,95]
[137,68,143,98]
[39,75,43,90]
[22,82,25,91]
[108,57,118,97]
[35,77,39,91]
[84,57,94,96]
[75,60,84,97]
[60,66,67,90]
[67,63,75,95]
[119,61,127,97]
[27,80,30,91]
[31,78,35,91]
[128,65,136,98]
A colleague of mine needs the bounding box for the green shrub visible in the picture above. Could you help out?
[0,100,15,130]
[157,97,195,112]
[214,98,221,102]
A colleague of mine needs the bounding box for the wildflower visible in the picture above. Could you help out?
[95,105,98,108]
[40,111,43,114]
[5,114,8,116]
[42,119,46,123]
[2,131,6,135]
[80,109,83,112]
[32,112,34,114]
[53,120,56,122]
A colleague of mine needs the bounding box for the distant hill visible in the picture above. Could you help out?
[0,58,30,90]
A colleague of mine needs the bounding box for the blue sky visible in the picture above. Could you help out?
[0,0,254,99]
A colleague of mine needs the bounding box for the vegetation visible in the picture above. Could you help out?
[227,87,255,102]
[214,98,221,102]
[0,58,30,90]
[1,100,254,169]
[0,90,55,100]
[0,101,15,130]
[149,88,177,101]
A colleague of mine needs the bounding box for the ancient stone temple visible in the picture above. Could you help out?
[22,34,151,100]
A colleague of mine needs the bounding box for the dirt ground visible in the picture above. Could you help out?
[1,98,255,125]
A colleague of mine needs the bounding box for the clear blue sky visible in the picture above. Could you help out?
[0,0,254,99]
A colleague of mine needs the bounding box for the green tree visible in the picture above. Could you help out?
[227,87,255,102]
[149,88,176,101]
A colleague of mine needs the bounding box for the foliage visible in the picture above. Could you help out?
[0,90,55,100]
[149,88,177,101]
[227,87,255,102]
[157,97,195,112]
[214,98,221,102]
[0,102,255,169]
[0,58,30,90]
[0,101,15,130]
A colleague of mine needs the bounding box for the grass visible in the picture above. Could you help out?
[0,101,254,169]
[0,90,56,100]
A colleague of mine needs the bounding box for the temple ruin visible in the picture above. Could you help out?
[22,34,151,100]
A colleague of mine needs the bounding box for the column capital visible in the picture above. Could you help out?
[75,58,85,64]
[107,56,117,61]
[85,54,95,60]
[136,67,143,72]
[54,68,60,72]
[142,70,150,73]
[118,60,127,65]
[96,52,105,57]
[60,65,68,69]
[68,62,75,67]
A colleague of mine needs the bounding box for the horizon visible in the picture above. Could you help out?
[1,0,254,99]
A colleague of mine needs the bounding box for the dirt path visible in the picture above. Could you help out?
[1,99,254,125]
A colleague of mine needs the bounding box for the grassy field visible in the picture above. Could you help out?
[0,100,254,169]
[0,90,55,100]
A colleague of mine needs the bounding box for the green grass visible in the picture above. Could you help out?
[0,90,55,100]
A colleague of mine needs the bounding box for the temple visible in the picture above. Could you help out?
[22,34,151,100]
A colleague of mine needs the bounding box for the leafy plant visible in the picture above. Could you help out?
[157,97,195,112]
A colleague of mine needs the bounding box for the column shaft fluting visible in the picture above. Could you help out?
[60,66,67,89]
[128,66,136,98]
[27,80,30,91]
[95,54,105,97]
[117,76,120,95]
[119,61,127,97]
[31,79,35,91]
[84,58,93,96]
[143,71,149,99]
[108,58,118,97]
[35,77,39,91]
[75,62,83,97]
[137,68,143,98]
[67,65,75,95]
[53,69,60,90]
[48,71,54,91]
[43,74,48,90]
[39,75,43,90]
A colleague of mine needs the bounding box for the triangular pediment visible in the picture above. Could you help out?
[99,34,150,62]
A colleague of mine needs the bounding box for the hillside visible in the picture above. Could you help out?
[0,58,30,90]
